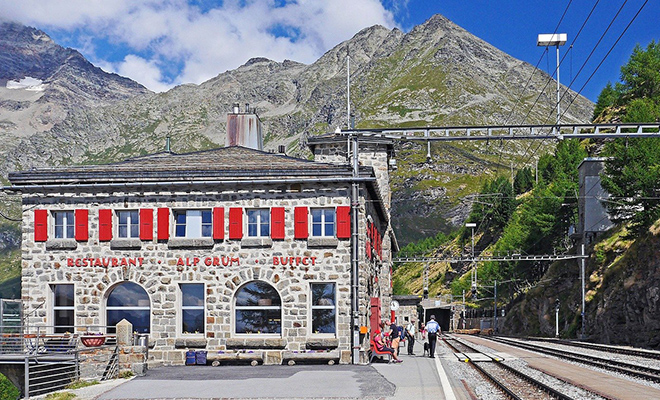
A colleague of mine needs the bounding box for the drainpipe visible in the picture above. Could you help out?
[351,134,360,364]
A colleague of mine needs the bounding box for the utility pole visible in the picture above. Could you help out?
[555,298,560,338]
[580,244,586,338]
[494,280,498,333]
[346,46,351,130]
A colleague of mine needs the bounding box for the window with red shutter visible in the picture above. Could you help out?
[75,209,89,241]
[213,207,224,240]
[140,209,154,240]
[157,208,170,240]
[228,208,243,239]
[271,207,285,239]
[34,209,48,242]
[294,207,308,239]
[99,209,113,241]
[336,206,351,239]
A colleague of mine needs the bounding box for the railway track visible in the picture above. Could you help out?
[525,337,660,360]
[487,336,660,383]
[443,336,575,400]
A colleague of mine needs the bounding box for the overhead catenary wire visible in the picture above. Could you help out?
[540,0,627,125]
[558,0,649,122]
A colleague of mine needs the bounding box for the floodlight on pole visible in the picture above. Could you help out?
[537,33,567,125]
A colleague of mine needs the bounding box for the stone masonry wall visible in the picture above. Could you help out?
[20,182,380,365]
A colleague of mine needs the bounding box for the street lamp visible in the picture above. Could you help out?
[465,223,477,293]
[537,33,567,125]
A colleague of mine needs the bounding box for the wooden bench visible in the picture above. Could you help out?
[368,340,392,363]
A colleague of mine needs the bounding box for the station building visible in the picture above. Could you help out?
[7,109,396,365]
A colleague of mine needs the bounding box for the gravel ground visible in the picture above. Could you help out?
[437,339,505,400]
[500,337,660,392]
[453,337,607,399]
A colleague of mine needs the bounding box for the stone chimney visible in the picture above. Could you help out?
[226,103,263,150]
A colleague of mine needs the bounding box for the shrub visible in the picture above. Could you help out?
[0,373,19,400]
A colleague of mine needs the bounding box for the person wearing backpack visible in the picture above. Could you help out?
[425,315,441,358]
[405,319,416,355]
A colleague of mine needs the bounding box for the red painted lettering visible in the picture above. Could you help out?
[193,257,200,266]
[177,258,184,266]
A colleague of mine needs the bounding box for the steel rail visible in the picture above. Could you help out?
[489,337,660,383]
[526,337,660,361]
[444,335,574,400]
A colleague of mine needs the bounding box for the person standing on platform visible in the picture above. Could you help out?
[406,319,416,355]
[425,315,440,358]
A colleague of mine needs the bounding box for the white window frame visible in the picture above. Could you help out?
[310,208,336,238]
[310,282,337,336]
[117,210,140,238]
[105,282,151,334]
[233,281,281,336]
[246,209,270,238]
[52,284,75,333]
[180,283,205,335]
[174,209,212,238]
[53,211,75,239]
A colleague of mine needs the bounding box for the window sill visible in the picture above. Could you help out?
[306,337,339,349]
[45,239,77,250]
[227,337,286,349]
[167,238,214,249]
[240,237,273,248]
[110,238,142,250]
[307,237,338,248]
[174,337,207,348]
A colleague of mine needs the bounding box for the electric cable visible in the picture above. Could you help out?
[558,0,649,122]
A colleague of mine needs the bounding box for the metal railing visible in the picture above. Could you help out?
[0,325,121,399]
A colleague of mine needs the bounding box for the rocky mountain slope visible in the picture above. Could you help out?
[0,15,593,246]
[0,22,151,174]
[502,222,660,349]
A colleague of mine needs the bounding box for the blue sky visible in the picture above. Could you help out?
[1,0,657,102]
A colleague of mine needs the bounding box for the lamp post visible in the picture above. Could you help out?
[537,33,567,125]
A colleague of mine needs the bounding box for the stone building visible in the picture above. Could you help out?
[7,111,396,366]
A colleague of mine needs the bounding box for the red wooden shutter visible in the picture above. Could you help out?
[228,208,243,239]
[271,207,285,239]
[34,209,48,242]
[294,207,308,239]
[336,206,351,239]
[75,209,89,241]
[157,208,169,240]
[213,207,224,240]
[99,209,113,241]
[140,209,154,240]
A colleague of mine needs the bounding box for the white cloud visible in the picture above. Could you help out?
[0,0,398,92]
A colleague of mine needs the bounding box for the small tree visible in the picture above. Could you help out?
[513,167,534,195]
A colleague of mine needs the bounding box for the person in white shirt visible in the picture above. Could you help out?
[425,315,441,358]
[405,319,416,355]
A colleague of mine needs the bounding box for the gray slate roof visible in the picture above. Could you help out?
[9,146,373,185]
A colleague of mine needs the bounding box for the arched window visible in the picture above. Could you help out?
[106,282,150,333]
[235,281,281,334]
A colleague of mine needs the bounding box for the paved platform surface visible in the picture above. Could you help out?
[37,341,462,400]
